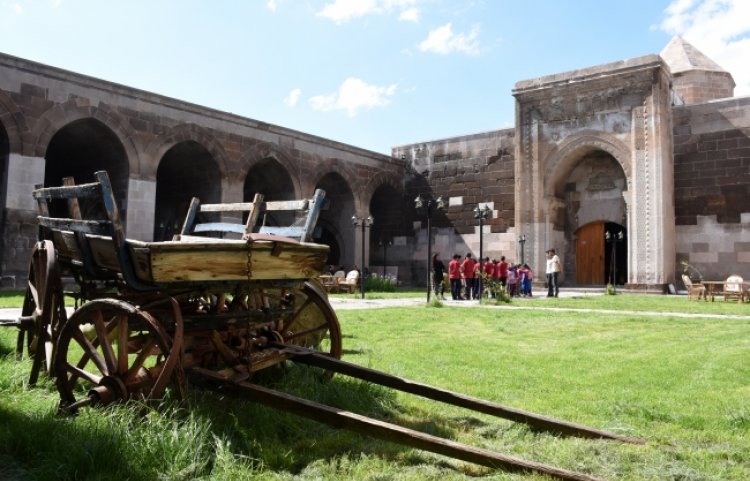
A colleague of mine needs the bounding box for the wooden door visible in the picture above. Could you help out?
[575,222,605,285]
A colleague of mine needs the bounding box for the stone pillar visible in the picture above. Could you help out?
[125,178,156,241]
[627,80,675,290]
[2,154,45,284]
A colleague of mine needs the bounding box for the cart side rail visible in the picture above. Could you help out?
[177,189,326,243]
[32,170,156,291]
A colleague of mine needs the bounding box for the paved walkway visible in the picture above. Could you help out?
[3,289,748,322]
[328,291,750,319]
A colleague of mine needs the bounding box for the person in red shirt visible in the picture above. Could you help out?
[460,253,475,300]
[497,256,509,287]
[448,254,461,300]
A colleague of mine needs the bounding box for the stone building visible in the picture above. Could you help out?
[1,36,748,290]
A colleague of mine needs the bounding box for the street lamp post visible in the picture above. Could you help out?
[378,238,392,278]
[351,215,374,299]
[473,205,492,299]
[415,194,446,302]
[605,229,624,293]
[518,234,527,265]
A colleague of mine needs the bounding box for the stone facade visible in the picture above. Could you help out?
[673,97,750,280]
[1,36,749,291]
[0,52,407,286]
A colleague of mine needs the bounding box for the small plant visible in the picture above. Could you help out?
[364,274,396,292]
[680,260,703,282]
[606,283,617,295]
[427,296,444,308]
[480,275,512,304]
[494,286,512,303]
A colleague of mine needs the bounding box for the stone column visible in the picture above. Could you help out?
[2,154,45,284]
[627,80,675,290]
[125,177,156,241]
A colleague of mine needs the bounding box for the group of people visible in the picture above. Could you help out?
[431,248,562,300]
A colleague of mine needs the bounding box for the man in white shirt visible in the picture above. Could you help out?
[545,248,561,297]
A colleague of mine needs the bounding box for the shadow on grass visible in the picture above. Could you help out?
[185,363,491,475]
[0,404,143,481]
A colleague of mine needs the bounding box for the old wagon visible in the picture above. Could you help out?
[12,170,642,481]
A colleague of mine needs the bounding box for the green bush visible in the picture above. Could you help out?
[363,275,396,292]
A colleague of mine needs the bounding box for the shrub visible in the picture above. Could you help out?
[364,274,396,292]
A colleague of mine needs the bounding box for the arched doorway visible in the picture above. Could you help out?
[154,141,220,241]
[575,221,627,285]
[45,118,130,222]
[244,157,296,228]
[315,173,355,269]
[556,149,627,285]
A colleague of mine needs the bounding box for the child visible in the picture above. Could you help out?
[519,263,533,297]
[507,264,518,297]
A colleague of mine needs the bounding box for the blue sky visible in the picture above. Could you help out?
[2,0,749,154]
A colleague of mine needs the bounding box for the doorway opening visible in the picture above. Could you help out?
[575,221,627,285]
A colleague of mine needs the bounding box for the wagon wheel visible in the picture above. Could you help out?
[278,281,342,359]
[16,240,67,384]
[53,298,185,412]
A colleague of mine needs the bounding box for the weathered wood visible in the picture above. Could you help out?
[37,217,112,235]
[193,223,248,234]
[190,367,609,481]
[32,182,101,200]
[178,197,201,238]
[197,202,258,212]
[290,350,647,445]
[146,240,327,282]
[263,199,309,211]
[256,226,306,238]
[62,177,83,220]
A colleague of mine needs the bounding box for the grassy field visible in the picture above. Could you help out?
[1,294,749,480]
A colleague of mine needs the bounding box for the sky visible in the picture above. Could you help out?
[1,0,749,155]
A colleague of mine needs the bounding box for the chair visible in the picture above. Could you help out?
[722,275,744,302]
[681,275,705,300]
[318,275,339,293]
[338,270,360,294]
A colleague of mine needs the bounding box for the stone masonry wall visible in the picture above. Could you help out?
[673,96,750,280]
[393,129,518,284]
[0,53,402,286]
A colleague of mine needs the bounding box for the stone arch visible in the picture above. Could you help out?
[542,132,631,286]
[30,101,140,174]
[143,122,229,180]
[0,90,28,154]
[312,160,362,214]
[44,118,131,227]
[362,170,403,203]
[153,141,222,241]
[314,170,357,269]
[544,131,631,197]
[239,142,301,198]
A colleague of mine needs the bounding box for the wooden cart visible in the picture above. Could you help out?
[11,171,643,481]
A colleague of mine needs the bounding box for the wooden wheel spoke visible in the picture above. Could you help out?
[93,310,117,374]
[285,322,329,341]
[117,314,129,375]
[284,298,314,332]
[125,338,157,382]
[72,327,109,376]
[27,282,40,308]
[64,362,102,386]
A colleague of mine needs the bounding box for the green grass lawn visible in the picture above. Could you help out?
[1,295,749,480]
